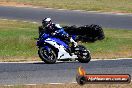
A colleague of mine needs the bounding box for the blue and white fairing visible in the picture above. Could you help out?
[44,37,77,60]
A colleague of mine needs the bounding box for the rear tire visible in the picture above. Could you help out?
[75,45,91,63]
[38,46,57,64]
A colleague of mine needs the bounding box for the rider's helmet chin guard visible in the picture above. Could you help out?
[42,18,52,27]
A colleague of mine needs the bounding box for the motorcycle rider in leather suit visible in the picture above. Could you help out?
[38,18,77,56]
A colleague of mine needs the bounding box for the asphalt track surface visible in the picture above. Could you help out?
[0,59,132,85]
[0,6,132,29]
[0,6,132,85]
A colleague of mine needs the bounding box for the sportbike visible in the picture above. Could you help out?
[36,33,91,64]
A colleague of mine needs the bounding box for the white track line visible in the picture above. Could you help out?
[3,81,132,86]
[3,82,77,86]
[92,58,132,61]
[0,58,131,63]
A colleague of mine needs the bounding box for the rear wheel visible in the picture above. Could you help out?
[38,46,57,64]
[75,45,91,63]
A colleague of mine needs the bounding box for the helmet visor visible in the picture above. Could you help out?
[42,21,50,27]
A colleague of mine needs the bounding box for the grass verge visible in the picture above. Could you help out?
[0,19,132,61]
[0,0,132,13]
[0,19,39,61]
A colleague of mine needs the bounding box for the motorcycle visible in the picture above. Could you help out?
[36,33,91,64]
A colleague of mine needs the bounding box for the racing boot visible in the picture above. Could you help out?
[70,37,78,52]
[67,47,72,56]
[68,38,78,56]
[70,37,77,47]
[65,37,78,56]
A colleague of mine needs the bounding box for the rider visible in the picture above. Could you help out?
[39,18,77,56]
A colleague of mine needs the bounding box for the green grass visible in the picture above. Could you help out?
[1,0,132,13]
[0,19,132,61]
[83,29,132,59]
[0,20,39,61]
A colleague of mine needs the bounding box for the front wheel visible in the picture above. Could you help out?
[75,45,91,63]
[38,46,57,64]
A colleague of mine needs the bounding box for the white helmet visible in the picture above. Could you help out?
[42,18,52,27]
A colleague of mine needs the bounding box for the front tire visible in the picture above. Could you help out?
[75,45,91,63]
[38,46,57,64]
